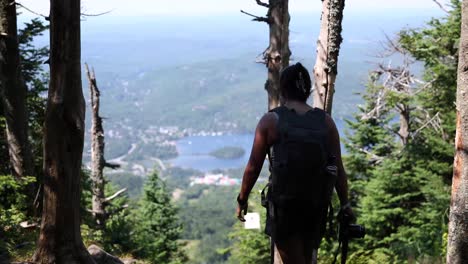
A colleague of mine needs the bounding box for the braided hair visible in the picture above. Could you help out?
[280,63,312,102]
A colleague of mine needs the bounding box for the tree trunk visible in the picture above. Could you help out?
[86,64,107,230]
[447,1,468,262]
[398,106,410,145]
[265,1,290,262]
[265,0,290,110]
[86,64,121,230]
[312,0,345,114]
[33,0,95,263]
[0,0,34,178]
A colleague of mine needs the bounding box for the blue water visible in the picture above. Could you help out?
[170,119,347,172]
[170,134,254,172]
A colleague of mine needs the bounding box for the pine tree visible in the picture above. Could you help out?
[134,170,187,264]
[344,2,461,262]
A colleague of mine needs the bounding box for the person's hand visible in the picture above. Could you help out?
[236,203,248,222]
[340,203,356,223]
[236,195,248,222]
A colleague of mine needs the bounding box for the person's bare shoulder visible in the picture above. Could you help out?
[260,112,278,126]
[257,112,279,144]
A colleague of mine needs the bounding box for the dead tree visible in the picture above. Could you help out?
[312,0,345,114]
[33,0,95,262]
[360,37,434,146]
[371,60,415,146]
[447,1,468,262]
[242,0,291,110]
[0,0,34,179]
[242,2,290,263]
[85,63,123,231]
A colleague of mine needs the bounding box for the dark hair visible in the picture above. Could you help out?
[280,63,312,102]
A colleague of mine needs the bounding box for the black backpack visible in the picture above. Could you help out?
[262,106,337,247]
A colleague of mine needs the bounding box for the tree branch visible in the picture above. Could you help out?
[81,10,114,17]
[20,221,39,229]
[255,0,269,8]
[106,204,129,216]
[104,188,127,202]
[432,0,450,13]
[15,2,49,20]
[240,10,270,23]
[104,161,120,169]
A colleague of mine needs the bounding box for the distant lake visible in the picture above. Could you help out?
[170,134,254,172]
[170,119,346,172]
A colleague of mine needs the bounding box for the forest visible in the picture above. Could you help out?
[0,0,467,264]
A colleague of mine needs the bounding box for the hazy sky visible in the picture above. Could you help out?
[18,0,450,17]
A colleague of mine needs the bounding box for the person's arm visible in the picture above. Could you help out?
[325,114,353,214]
[237,113,275,221]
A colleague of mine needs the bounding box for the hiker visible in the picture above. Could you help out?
[236,63,355,264]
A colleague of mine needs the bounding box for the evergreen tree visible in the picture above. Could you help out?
[134,170,187,264]
[18,18,48,176]
[345,2,460,262]
[0,17,48,262]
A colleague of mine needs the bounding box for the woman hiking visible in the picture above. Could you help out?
[236,63,355,264]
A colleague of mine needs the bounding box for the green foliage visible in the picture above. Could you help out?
[18,18,49,175]
[107,172,145,198]
[226,189,270,264]
[400,0,460,135]
[343,3,459,262]
[209,146,246,160]
[102,184,137,255]
[0,17,48,261]
[344,77,398,203]
[0,18,48,175]
[133,171,187,264]
[163,167,203,193]
[177,185,237,263]
[0,175,36,260]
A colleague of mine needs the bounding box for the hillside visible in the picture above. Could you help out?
[77,12,439,175]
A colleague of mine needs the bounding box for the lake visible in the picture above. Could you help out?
[170,119,346,172]
[170,134,254,172]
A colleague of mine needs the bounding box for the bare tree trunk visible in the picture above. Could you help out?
[85,64,121,230]
[87,64,107,230]
[398,106,410,145]
[0,0,34,178]
[265,0,291,110]
[312,0,345,114]
[447,1,468,262]
[265,1,290,262]
[33,0,95,262]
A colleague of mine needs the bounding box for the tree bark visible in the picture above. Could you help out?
[33,0,95,263]
[312,0,345,114]
[265,1,290,261]
[264,0,291,110]
[447,1,468,262]
[86,64,121,230]
[398,106,410,145]
[0,0,34,178]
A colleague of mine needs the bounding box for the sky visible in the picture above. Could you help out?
[18,0,451,17]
